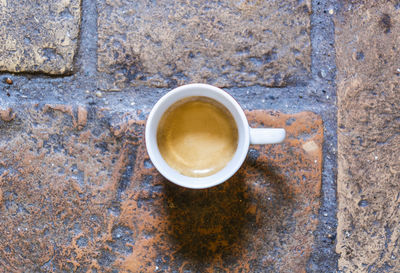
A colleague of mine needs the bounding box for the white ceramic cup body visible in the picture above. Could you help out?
[145,84,285,189]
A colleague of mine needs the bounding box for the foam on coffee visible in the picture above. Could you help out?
[157,96,238,177]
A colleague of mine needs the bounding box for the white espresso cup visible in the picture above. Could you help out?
[145,83,286,189]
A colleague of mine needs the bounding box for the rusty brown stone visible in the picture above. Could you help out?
[5,77,12,85]
[0,106,322,272]
[0,0,81,74]
[97,0,311,90]
[0,107,15,122]
[335,1,400,272]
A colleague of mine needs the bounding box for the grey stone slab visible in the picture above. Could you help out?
[97,0,311,89]
[0,0,81,74]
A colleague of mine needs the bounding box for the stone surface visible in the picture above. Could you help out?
[0,0,81,74]
[335,1,400,272]
[0,105,322,272]
[97,0,311,89]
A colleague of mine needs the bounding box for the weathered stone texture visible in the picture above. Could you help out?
[0,0,81,74]
[336,2,400,272]
[0,106,322,272]
[97,0,311,89]
[0,104,142,272]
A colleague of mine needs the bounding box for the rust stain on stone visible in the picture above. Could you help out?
[119,110,323,272]
[43,104,88,130]
[0,107,322,272]
[0,107,15,122]
[76,106,88,130]
[43,104,74,116]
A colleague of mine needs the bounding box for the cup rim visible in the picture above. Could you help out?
[145,83,250,189]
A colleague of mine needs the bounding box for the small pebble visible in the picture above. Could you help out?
[323,212,328,217]
[329,9,334,15]
[130,102,135,106]
[85,90,90,94]
[95,91,103,98]
[5,77,13,85]
[374,156,378,160]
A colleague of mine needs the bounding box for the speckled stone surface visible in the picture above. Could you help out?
[97,0,311,90]
[0,106,322,272]
[0,0,81,74]
[335,1,400,272]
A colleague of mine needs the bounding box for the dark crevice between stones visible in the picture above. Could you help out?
[117,143,138,198]
[307,0,339,272]
[74,0,99,76]
[0,70,75,78]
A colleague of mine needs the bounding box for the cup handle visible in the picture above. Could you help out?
[249,128,286,144]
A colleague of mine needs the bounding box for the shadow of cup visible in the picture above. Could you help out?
[163,148,293,270]
[164,174,249,264]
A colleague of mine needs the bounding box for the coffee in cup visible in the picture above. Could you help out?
[157,96,238,177]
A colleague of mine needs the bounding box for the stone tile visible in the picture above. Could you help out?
[0,0,81,74]
[335,2,400,272]
[97,0,311,90]
[0,105,322,272]
[0,104,139,272]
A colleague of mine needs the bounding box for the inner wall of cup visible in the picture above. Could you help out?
[147,84,249,188]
